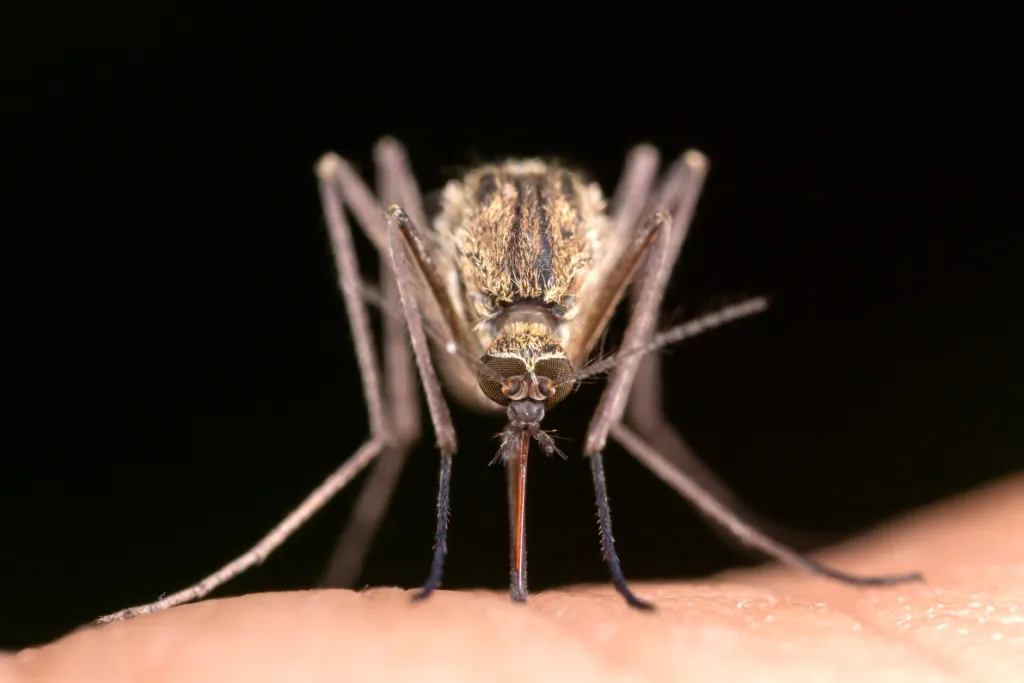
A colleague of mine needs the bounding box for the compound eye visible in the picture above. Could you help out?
[533,357,574,407]
[503,376,527,400]
[477,355,528,406]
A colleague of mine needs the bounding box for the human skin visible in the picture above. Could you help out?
[4,474,1022,683]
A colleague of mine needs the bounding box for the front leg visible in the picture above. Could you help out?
[386,205,459,599]
[581,210,672,611]
[581,151,710,609]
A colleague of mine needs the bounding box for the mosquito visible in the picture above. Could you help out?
[97,139,922,622]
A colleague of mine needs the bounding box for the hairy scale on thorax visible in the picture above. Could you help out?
[433,160,611,352]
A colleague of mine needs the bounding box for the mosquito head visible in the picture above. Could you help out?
[476,322,575,420]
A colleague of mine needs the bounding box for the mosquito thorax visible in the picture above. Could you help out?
[476,321,574,410]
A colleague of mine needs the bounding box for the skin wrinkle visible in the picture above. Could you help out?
[4,474,1022,683]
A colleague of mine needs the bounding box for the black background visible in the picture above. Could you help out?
[4,3,1019,650]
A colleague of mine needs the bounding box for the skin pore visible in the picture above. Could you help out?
[5,473,1022,683]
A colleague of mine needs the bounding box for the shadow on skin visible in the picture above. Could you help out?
[5,474,1023,683]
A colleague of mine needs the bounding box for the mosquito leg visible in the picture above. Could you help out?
[374,139,425,448]
[386,206,459,601]
[320,273,417,588]
[95,442,383,624]
[588,450,652,609]
[415,447,454,600]
[580,151,709,609]
[626,151,695,444]
[621,149,764,538]
[624,341,802,550]
[611,424,924,585]
[320,140,425,588]
[322,447,409,587]
[610,144,660,241]
[617,153,922,587]
[581,209,673,611]
[598,140,658,372]
[375,137,430,232]
[585,151,707,456]
[622,152,782,542]
[94,153,392,623]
